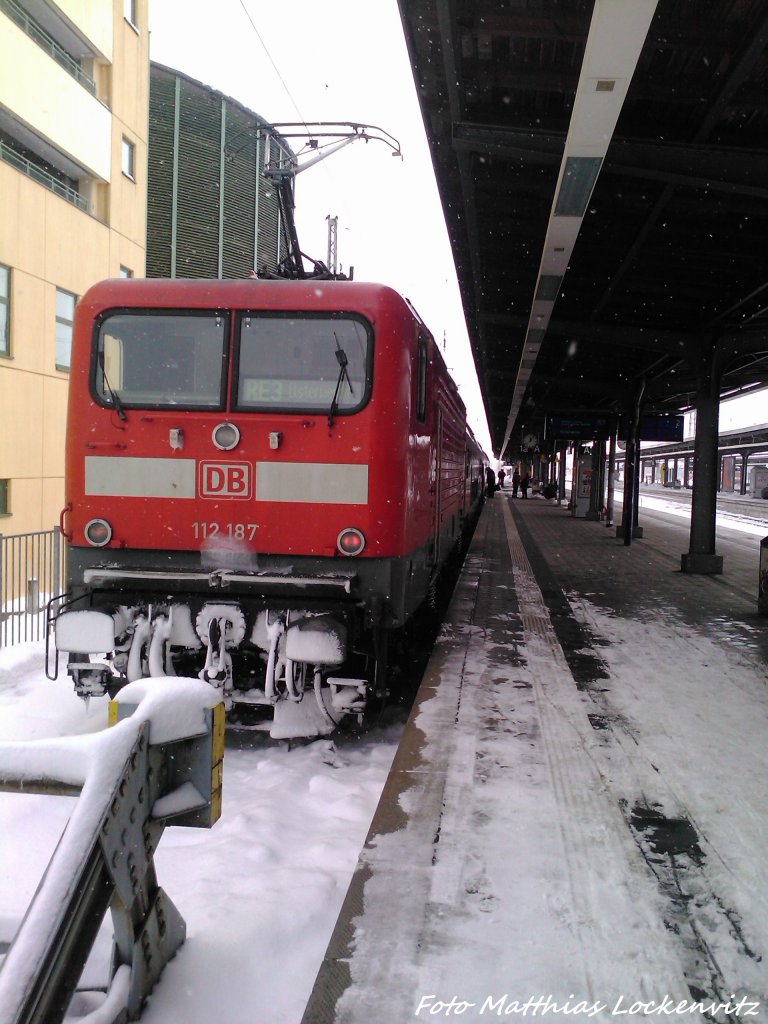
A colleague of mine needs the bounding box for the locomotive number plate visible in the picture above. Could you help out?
[193,522,259,540]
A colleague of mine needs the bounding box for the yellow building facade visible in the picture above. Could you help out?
[0,0,148,536]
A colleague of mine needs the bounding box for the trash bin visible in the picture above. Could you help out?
[760,535,768,616]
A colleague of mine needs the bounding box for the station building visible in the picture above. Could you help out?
[0,0,149,536]
[0,15,289,539]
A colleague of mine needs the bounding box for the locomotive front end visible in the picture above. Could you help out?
[52,277,479,739]
[53,279,418,739]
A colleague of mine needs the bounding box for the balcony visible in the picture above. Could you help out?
[0,137,87,211]
[0,11,111,181]
[0,0,96,94]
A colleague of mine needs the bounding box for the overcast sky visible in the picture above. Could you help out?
[148,0,494,454]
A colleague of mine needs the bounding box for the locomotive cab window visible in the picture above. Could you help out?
[234,313,371,414]
[93,312,228,410]
[417,333,428,421]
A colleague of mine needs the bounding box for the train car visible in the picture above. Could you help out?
[50,278,484,738]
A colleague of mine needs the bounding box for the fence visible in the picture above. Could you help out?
[0,528,64,648]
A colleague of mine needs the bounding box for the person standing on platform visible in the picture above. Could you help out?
[520,470,530,498]
[512,468,520,497]
[486,466,496,498]
[497,467,506,490]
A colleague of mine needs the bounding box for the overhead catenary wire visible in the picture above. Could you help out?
[234,0,345,241]
[236,0,309,130]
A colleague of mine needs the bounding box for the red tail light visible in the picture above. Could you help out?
[337,528,365,556]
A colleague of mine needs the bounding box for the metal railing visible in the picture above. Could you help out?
[0,682,225,1024]
[0,141,88,213]
[0,528,64,648]
[0,0,96,95]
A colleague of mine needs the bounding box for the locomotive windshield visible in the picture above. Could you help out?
[94,312,227,409]
[234,313,371,413]
[92,309,372,415]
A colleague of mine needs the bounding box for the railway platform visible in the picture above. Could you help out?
[302,492,768,1023]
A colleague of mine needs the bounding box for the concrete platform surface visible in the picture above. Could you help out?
[302,495,768,1024]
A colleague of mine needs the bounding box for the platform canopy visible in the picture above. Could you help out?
[397,0,768,456]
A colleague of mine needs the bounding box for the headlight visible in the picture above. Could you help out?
[84,518,112,547]
[212,422,240,451]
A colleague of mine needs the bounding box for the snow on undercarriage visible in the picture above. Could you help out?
[51,601,371,740]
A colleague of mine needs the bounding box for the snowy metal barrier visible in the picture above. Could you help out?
[0,678,225,1024]
[0,528,64,648]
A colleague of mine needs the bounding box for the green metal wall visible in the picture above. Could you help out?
[147,63,287,280]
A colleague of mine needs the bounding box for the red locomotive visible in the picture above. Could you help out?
[51,278,485,738]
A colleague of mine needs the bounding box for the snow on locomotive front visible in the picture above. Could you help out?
[51,278,472,739]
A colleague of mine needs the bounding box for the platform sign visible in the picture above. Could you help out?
[544,413,613,440]
[619,414,684,442]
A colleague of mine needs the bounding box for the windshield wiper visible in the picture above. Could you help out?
[328,333,354,427]
[99,351,127,421]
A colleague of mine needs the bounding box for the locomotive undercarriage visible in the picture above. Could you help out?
[49,542,440,738]
[50,584,388,740]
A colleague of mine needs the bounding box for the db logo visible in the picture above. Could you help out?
[200,462,251,498]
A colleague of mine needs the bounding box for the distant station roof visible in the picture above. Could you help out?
[397,0,768,456]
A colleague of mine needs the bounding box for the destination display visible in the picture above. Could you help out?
[544,412,684,442]
[618,414,685,442]
[241,377,339,406]
[544,413,614,440]
[637,414,684,442]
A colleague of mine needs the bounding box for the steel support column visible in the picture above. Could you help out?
[170,77,180,279]
[618,383,645,545]
[740,450,749,495]
[681,339,723,574]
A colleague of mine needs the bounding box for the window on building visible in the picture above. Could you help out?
[124,0,137,26]
[0,479,9,516]
[0,265,9,357]
[56,289,76,371]
[121,137,135,180]
[119,266,134,278]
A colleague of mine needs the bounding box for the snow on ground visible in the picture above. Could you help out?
[1,497,767,1022]
[309,502,768,1024]
[565,594,768,1009]
[617,488,768,538]
[0,643,399,1023]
